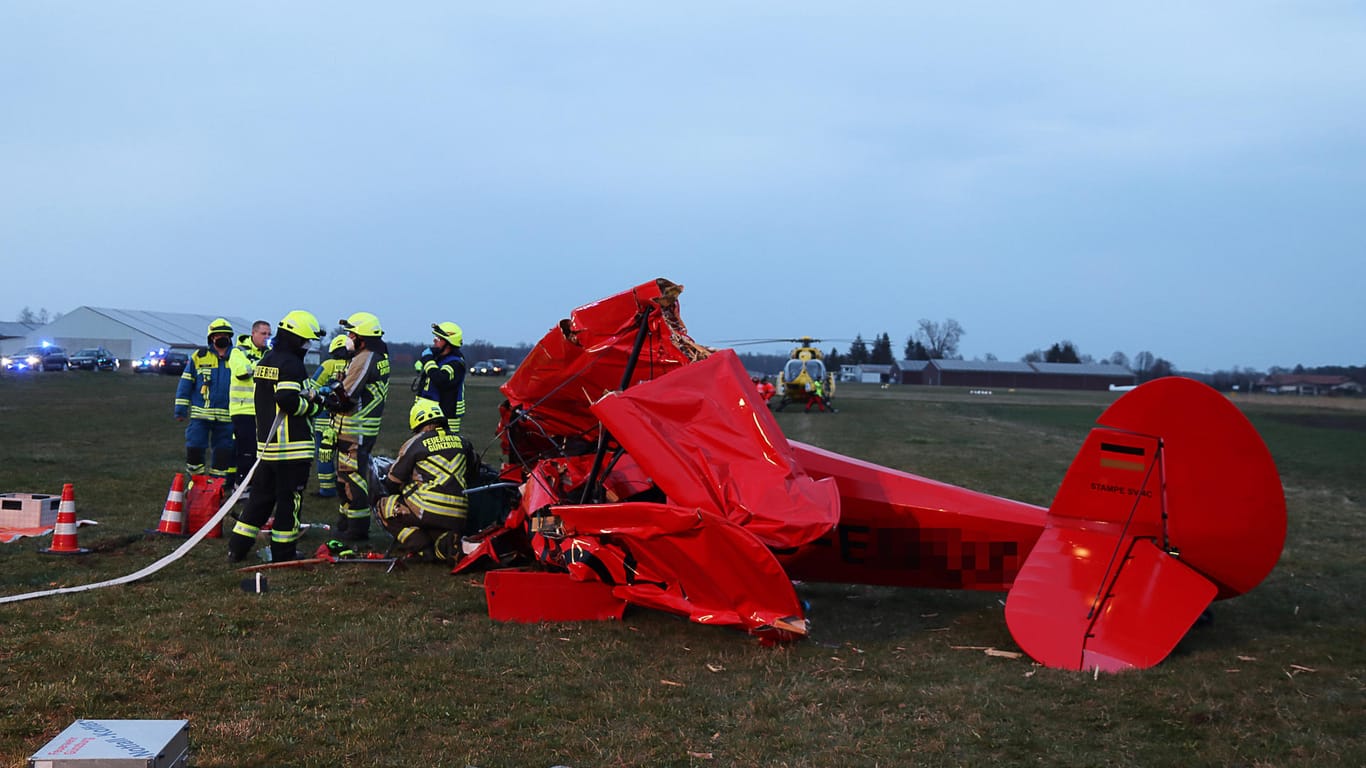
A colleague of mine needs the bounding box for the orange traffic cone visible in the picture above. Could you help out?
[40,483,89,556]
[150,473,187,537]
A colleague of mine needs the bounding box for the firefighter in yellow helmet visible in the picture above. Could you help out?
[321,311,390,541]
[413,321,466,432]
[376,398,473,562]
[173,317,235,480]
[309,335,350,497]
[227,310,327,563]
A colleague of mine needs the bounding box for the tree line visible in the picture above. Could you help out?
[13,308,1359,391]
[732,318,1362,391]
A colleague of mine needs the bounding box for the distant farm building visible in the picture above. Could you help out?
[896,359,1136,391]
[840,364,895,383]
[1255,374,1360,396]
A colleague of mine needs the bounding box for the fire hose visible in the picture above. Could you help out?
[0,414,282,605]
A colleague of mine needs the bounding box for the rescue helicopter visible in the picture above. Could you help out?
[774,337,837,411]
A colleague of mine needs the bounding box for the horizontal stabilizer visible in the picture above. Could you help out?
[1082,539,1216,671]
[1005,529,1216,671]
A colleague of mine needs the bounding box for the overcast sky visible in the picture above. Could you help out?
[2,3,1362,371]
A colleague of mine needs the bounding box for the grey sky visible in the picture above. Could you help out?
[2,3,1362,371]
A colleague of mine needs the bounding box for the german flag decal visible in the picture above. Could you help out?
[1099,442,1146,472]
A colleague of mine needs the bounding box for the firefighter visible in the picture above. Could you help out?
[227,310,327,564]
[174,318,236,480]
[226,320,271,491]
[377,398,472,562]
[310,335,349,497]
[413,321,466,432]
[324,311,390,541]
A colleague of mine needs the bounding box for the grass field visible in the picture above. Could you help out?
[1,371,1363,767]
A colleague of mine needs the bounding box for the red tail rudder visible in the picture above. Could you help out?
[1006,378,1286,671]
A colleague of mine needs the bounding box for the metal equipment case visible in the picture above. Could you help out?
[28,720,189,768]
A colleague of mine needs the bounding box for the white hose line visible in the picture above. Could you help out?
[0,414,284,605]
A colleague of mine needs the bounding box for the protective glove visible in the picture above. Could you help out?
[414,347,434,372]
[317,426,338,463]
[322,389,347,412]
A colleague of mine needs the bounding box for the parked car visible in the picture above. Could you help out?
[70,346,120,371]
[2,345,69,372]
[133,349,189,375]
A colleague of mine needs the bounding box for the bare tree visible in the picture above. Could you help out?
[17,306,54,325]
[1108,351,1130,368]
[1133,350,1155,374]
[916,318,964,359]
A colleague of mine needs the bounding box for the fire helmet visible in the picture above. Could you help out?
[409,398,445,431]
[207,318,233,338]
[432,321,463,346]
[339,312,383,338]
[278,310,325,340]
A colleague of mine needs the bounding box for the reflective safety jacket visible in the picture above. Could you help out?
[175,348,233,422]
[310,356,349,428]
[228,340,266,417]
[415,347,466,430]
[334,340,390,440]
[253,339,321,462]
[386,426,471,528]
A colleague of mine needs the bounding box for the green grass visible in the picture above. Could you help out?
[1,374,1363,767]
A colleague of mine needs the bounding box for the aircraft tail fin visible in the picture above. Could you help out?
[1005,377,1285,671]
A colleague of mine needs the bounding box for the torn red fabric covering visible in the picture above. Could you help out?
[556,501,806,636]
[591,349,839,550]
[499,279,702,462]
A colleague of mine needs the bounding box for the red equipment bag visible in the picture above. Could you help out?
[185,475,227,538]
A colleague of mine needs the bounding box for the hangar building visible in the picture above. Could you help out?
[22,307,254,365]
[898,359,1135,391]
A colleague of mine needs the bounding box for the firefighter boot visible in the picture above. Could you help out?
[432,531,459,563]
[339,512,370,542]
[227,532,254,564]
[270,541,299,563]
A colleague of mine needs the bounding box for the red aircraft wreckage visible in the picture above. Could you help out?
[456,278,1286,673]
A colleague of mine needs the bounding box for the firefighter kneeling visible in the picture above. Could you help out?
[377,399,473,562]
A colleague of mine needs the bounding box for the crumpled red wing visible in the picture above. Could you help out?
[556,502,807,637]
[591,349,839,550]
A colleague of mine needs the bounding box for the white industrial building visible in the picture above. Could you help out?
[21,307,255,364]
[0,321,41,358]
